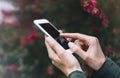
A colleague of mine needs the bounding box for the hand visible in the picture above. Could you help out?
[61,33,106,71]
[45,37,83,76]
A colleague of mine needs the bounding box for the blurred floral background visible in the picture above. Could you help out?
[0,0,120,78]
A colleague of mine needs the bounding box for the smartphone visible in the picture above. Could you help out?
[33,19,72,53]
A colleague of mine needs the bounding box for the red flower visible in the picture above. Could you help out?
[91,26,99,32]
[81,1,89,7]
[26,33,38,41]
[83,5,94,13]
[47,66,54,75]
[20,36,27,46]
[105,47,113,54]
[99,13,105,19]
[102,18,109,25]
[7,65,17,71]
[90,0,97,6]
[20,33,39,46]
[32,5,40,13]
[91,7,100,15]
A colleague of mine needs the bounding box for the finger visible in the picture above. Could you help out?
[45,39,60,62]
[68,42,87,60]
[51,61,60,69]
[45,37,60,61]
[60,33,91,43]
[45,37,65,56]
[58,30,72,41]
[67,38,73,42]
[74,40,83,48]
[58,30,63,33]
[74,40,88,51]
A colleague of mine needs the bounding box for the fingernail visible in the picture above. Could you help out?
[68,42,75,48]
[45,37,53,43]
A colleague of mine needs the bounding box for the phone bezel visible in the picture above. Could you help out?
[33,19,73,53]
[33,19,58,39]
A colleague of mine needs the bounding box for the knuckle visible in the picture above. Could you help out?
[52,61,55,64]
[50,41,56,48]
[75,33,80,38]
[75,33,80,35]
[92,37,98,41]
[48,54,53,60]
[58,52,65,57]
[83,55,89,61]
[90,37,98,43]
[72,45,80,53]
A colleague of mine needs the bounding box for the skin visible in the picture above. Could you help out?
[45,37,83,76]
[45,32,106,76]
[61,33,106,71]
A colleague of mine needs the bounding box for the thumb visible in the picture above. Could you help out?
[68,42,86,60]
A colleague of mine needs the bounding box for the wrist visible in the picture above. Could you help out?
[66,67,83,76]
[68,71,86,78]
[95,57,106,70]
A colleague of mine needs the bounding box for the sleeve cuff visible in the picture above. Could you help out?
[91,57,120,78]
[68,71,87,78]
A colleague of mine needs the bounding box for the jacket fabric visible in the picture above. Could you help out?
[68,71,87,78]
[68,57,120,78]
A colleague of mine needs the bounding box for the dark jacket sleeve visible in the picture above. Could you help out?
[91,57,120,78]
[68,71,87,78]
